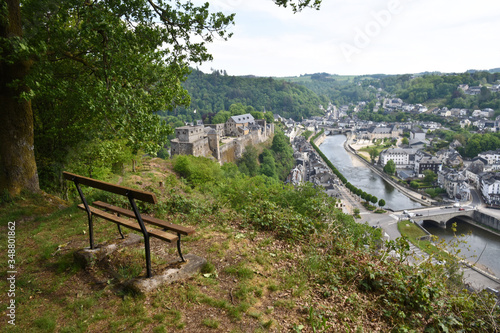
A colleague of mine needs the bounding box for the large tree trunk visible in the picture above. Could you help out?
[0,0,40,196]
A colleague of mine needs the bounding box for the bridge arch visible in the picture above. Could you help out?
[420,219,448,229]
[418,214,475,229]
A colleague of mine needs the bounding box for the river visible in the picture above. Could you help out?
[319,135,421,210]
[422,219,500,277]
[319,134,500,278]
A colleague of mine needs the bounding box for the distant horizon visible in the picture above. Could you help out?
[194,67,500,79]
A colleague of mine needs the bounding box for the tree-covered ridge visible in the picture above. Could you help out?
[281,73,379,105]
[372,71,500,110]
[280,71,500,113]
[174,69,328,121]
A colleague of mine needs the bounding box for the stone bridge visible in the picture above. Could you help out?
[411,210,475,228]
[411,209,500,232]
[317,126,352,135]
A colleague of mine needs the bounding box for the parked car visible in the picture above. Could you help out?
[416,213,423,216]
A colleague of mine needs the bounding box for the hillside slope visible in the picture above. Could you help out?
[0,156,498,332]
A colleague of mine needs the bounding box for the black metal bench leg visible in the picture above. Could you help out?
[117,225,125,239]
[177,233,185,262]
[144,235,152,278]
[116,213,125,239]
[73,180,94,249]
[88,214,95,250]
[126,193,152,278]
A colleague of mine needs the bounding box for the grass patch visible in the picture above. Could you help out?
[397,220,427,240]
[202,318,220,329]
[398,220,454,261]
[224,262,254,280]
[33,315,57,332]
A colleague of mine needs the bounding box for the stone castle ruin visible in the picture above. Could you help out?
[170,113,274,164]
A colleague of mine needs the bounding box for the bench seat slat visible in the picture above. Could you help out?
[92,201,195,236]
[77,204,178,243]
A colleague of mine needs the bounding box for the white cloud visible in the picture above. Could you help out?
[192,0,500,76]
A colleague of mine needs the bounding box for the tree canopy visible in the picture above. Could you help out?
[273,0,322,12]
[1,0,322,195]
[383,160,396,175]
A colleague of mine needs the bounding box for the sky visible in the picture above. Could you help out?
[190,0,500,77]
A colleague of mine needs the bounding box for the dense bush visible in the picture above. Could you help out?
[173,155,223,187]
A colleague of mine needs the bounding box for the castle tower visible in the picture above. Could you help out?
[207,128,220,161]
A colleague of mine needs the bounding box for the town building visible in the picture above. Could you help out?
[480,172,500,205]
[465,158,486,188]
[365,126,399,140]
[414,155,442,175]
[379,148,416,168]
[438,169,470,202]
[478,149,500,165]
[436,148,463,168]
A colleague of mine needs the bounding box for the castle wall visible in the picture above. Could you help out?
[219,142,238,163]
[175,125,205,143]
[171,138,210,157]
[217,129,272,164]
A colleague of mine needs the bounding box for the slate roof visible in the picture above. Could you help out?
[230,114,255,124]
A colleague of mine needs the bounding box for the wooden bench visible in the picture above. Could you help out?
[63,171,195,278]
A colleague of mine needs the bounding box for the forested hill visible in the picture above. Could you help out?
[172,69,500,125]
[174,69,328,121]
[284,70,500,110]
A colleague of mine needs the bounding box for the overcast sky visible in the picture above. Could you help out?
[190,0,500,77]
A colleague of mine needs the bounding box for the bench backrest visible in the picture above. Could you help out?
[63,171,157,204]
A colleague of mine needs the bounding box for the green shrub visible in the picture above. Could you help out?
[173,155,223,187]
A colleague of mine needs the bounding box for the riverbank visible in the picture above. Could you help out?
[312,131,326,146]
[344,135,433,207]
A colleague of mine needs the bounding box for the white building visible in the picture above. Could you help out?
[480,172,500,205]
[460,119,471,128]
[287,164,305,185]
[478,149,500,165]
[379,148,416,168]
